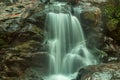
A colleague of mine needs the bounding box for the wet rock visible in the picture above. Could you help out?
[77,63,120,80]
[79,5,103,48]
[81,7,101,27]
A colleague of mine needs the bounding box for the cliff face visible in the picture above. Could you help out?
[0,1,48,79]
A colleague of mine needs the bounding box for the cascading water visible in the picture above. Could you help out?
[44,4,97,80]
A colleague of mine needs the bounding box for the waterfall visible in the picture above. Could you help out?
[45,12,97,75]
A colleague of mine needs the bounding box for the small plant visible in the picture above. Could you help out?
[104,4,120,20]
[104,5,115,19]
[104,3,120,32]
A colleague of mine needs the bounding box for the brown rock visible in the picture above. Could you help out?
[77,63,120,80]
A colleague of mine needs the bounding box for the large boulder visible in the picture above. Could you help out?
[77,62,120,80]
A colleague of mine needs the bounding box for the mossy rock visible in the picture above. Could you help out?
[31,24,43,35]
[81,7,101,27]
[0,39,5,45]
[21,23,43,36]
[0,38,9,48]
[84,12,96,22]
[15,40,41,52]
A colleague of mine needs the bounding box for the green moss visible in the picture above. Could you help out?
[104,5,115,19]
[104,3,120,33]
[107,19,119,31]
[15,40,40,52]
[104,4,120,20]
[84,12,96,21]
[31,25,43,35]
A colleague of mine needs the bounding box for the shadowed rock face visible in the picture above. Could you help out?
[77,63,120,80]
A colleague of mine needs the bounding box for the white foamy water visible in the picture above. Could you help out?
[45,12,97,75]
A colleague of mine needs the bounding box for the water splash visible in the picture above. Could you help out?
[44,75,71,80]
[44,73,78,80]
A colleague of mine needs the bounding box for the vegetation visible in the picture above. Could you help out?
[104,2,120,26]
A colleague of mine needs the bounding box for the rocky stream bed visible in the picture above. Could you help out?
[0,0,120,80]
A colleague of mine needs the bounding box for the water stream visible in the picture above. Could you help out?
[44,3,97,80]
